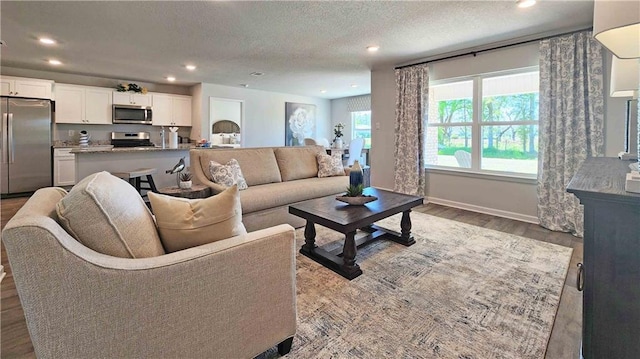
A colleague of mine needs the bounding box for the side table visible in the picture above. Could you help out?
[158,184,212,199]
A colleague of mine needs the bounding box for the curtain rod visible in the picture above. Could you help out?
[394,27,593,70]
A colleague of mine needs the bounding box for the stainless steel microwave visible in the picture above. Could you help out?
[112,104,152,124]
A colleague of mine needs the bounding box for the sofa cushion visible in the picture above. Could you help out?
[198,148,281,186]
[209,159,248,190]
[240,176,349,214]
[317,153,345,178]
[148,185,247,253]
[56,171,165,258]
[274,146,325,181]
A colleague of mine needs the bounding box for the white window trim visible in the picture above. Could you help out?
[426,66,539,179]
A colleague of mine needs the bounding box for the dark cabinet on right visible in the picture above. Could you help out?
[567,158,640,359]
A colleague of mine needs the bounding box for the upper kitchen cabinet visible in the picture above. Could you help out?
[55,84,112,124]
[151,93,192,127]
[1,76,53,99]
[113,92,152,107]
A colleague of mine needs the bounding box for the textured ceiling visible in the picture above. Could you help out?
[0,1,594,99]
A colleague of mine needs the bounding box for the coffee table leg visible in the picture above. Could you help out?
[399,210,416,246]
[302,220,317,252]
[342,231,361,277]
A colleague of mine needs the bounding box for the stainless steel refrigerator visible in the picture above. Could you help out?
[1,97,52,195]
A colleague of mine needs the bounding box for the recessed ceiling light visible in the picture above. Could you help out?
[250,72,264,77]
[516,0,536,8]
[367,46,380,52]
[48,59,62,65]
[185,65,196,71]
[167,76,176,82]
[240,84,249,88]
[39,37,56,45]
[320,90,327,94]
[350,84,358,88]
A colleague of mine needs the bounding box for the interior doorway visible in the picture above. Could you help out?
[209,97,244,147]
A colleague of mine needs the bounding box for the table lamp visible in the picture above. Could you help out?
[611,57,639,161]
[593,0,640,192]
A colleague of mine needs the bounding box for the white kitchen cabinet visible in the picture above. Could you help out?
[53,148,76,186]
[0,76,53,99]
[54,84,112,124]
[151,93,192,127]
[113,92,151,106]
[84,88,112,124]
[55,85,85,124]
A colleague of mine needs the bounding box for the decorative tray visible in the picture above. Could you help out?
[335,195,378,205]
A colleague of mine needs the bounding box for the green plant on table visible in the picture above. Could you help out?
[179,172,192,182]
[345,184,364,197]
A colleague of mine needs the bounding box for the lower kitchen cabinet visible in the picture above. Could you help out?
[567,158,640,359]
[53,148,76,186]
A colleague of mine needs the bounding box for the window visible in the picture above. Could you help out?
[426,69,539,176]
[351,110,371,149]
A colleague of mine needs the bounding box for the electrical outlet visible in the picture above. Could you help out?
[375,122,381,130]
[68,130,75,137]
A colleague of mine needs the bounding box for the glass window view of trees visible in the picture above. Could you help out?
[426,71,539,176]
[351,111,371,149]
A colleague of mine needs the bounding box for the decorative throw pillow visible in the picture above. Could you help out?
[317,153,345,178]
[208,159,248,190]
[56,171,165,258]
[148,185,247,252]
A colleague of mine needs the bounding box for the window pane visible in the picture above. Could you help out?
[429,81,473,124]
[481,125,538,174]
[426,125,472,168]
[482,72,539,122]
[351,111,371,148]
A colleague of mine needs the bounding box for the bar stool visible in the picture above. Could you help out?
[111,168,159,203]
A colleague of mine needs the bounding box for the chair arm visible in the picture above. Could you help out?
[4,223,297,358]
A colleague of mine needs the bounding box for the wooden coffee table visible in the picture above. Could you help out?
[289,187,423,280]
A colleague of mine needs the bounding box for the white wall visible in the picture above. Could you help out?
[192,83,331,147]
[371,43,628,222]
[330,97,350,144]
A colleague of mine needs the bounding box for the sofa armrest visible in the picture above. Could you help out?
[3,223,297,358]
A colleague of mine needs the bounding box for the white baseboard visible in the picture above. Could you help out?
[425,196,539,224]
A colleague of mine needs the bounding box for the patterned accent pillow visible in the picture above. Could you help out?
[316,153,345,178]
[208,159,248,190]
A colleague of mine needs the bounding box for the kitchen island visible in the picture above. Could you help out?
[71,146,192,189]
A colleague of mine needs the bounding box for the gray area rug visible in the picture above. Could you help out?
[257,212,572,359]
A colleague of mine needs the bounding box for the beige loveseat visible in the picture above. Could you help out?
[2,185,297,358]
[191,145,349,232]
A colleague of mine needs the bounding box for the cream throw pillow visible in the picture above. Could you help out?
[317,153,345,178]
[148,185,247,253]
[208,159,248,190]
[56,171,165,258]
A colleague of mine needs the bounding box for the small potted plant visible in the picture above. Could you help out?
[336,184,377,205]
[179,172,192,189]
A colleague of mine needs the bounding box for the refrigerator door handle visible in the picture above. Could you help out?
[1,113,5,155]
[8,113,14,164]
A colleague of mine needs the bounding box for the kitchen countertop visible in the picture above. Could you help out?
[70,145,193,154]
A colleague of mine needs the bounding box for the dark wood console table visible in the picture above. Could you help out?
[567,157,640,359]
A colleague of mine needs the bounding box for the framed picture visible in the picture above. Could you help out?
[285,102,316,146]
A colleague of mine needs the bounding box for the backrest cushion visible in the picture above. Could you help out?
[317,153,345,178]
[208,159,248,190]
[197,148,281,186]
[148,185,247,252]
[56,171,165,258]
[274,146,324,181]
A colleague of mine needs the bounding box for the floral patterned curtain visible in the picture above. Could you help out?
[394,64,429,196]
[537,31,604,237]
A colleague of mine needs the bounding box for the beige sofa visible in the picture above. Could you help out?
[2,187,297,358]
[191,145,349,232]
